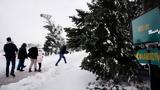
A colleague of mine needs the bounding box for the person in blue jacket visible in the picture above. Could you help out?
[17,43,27,71]
[55,45,68,66]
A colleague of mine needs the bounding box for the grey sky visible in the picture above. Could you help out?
[0,0,90,48]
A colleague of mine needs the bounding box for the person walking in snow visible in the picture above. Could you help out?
[28,46,38,72]
[55,45,68,66]
[37,48,45,72]
[17,43,28,71]
[4,37,18,77]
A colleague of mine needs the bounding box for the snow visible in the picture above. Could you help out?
[0,51,147,90]
[0,51,96,90]
[0,52,6,74]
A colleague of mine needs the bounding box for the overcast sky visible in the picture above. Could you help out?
[0,0,90,48]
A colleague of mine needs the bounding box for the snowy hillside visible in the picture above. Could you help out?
[0,51,96,90]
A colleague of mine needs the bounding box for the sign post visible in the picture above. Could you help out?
[132,7,160,90]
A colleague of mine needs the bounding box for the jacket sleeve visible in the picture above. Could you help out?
[3,44,6,53]
[36,48,38,56]
[14,44,18,52]
[25,49,28,58]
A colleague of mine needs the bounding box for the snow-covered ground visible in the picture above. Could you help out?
[0,52,7,74]
[0,51,97,90]
[0,51,148,90]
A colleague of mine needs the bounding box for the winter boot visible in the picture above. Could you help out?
[38,68,41,72]
[35,68,37,72]
[6,74,9,77]
[20,67,24,71]
[17,68,20,71]
[29,68,32,72]
[10,73,16,77]
[55,63,58,66]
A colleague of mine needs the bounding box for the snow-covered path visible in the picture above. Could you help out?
[0,51,96,90]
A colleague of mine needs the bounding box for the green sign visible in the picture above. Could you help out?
[132,7,160,44]
[135,48,160,67]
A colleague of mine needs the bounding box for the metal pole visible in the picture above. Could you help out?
[148,60,151,90]
[146,44,151,90]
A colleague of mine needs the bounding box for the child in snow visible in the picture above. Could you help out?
[37,48,44,72]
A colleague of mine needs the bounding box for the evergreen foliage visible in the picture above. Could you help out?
[65,0,144,83]
[41,14,65,55]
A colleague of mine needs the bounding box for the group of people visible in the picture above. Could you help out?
[3,37,68,78]
[3,37,44,77]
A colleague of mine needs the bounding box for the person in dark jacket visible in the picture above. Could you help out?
[17,43,27,71]
[28,46,38,72]
[55,45,68,66]
[4,37,18,77]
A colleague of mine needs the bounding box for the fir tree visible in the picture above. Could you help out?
[41,14,65,55]
[65,0,143,83]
